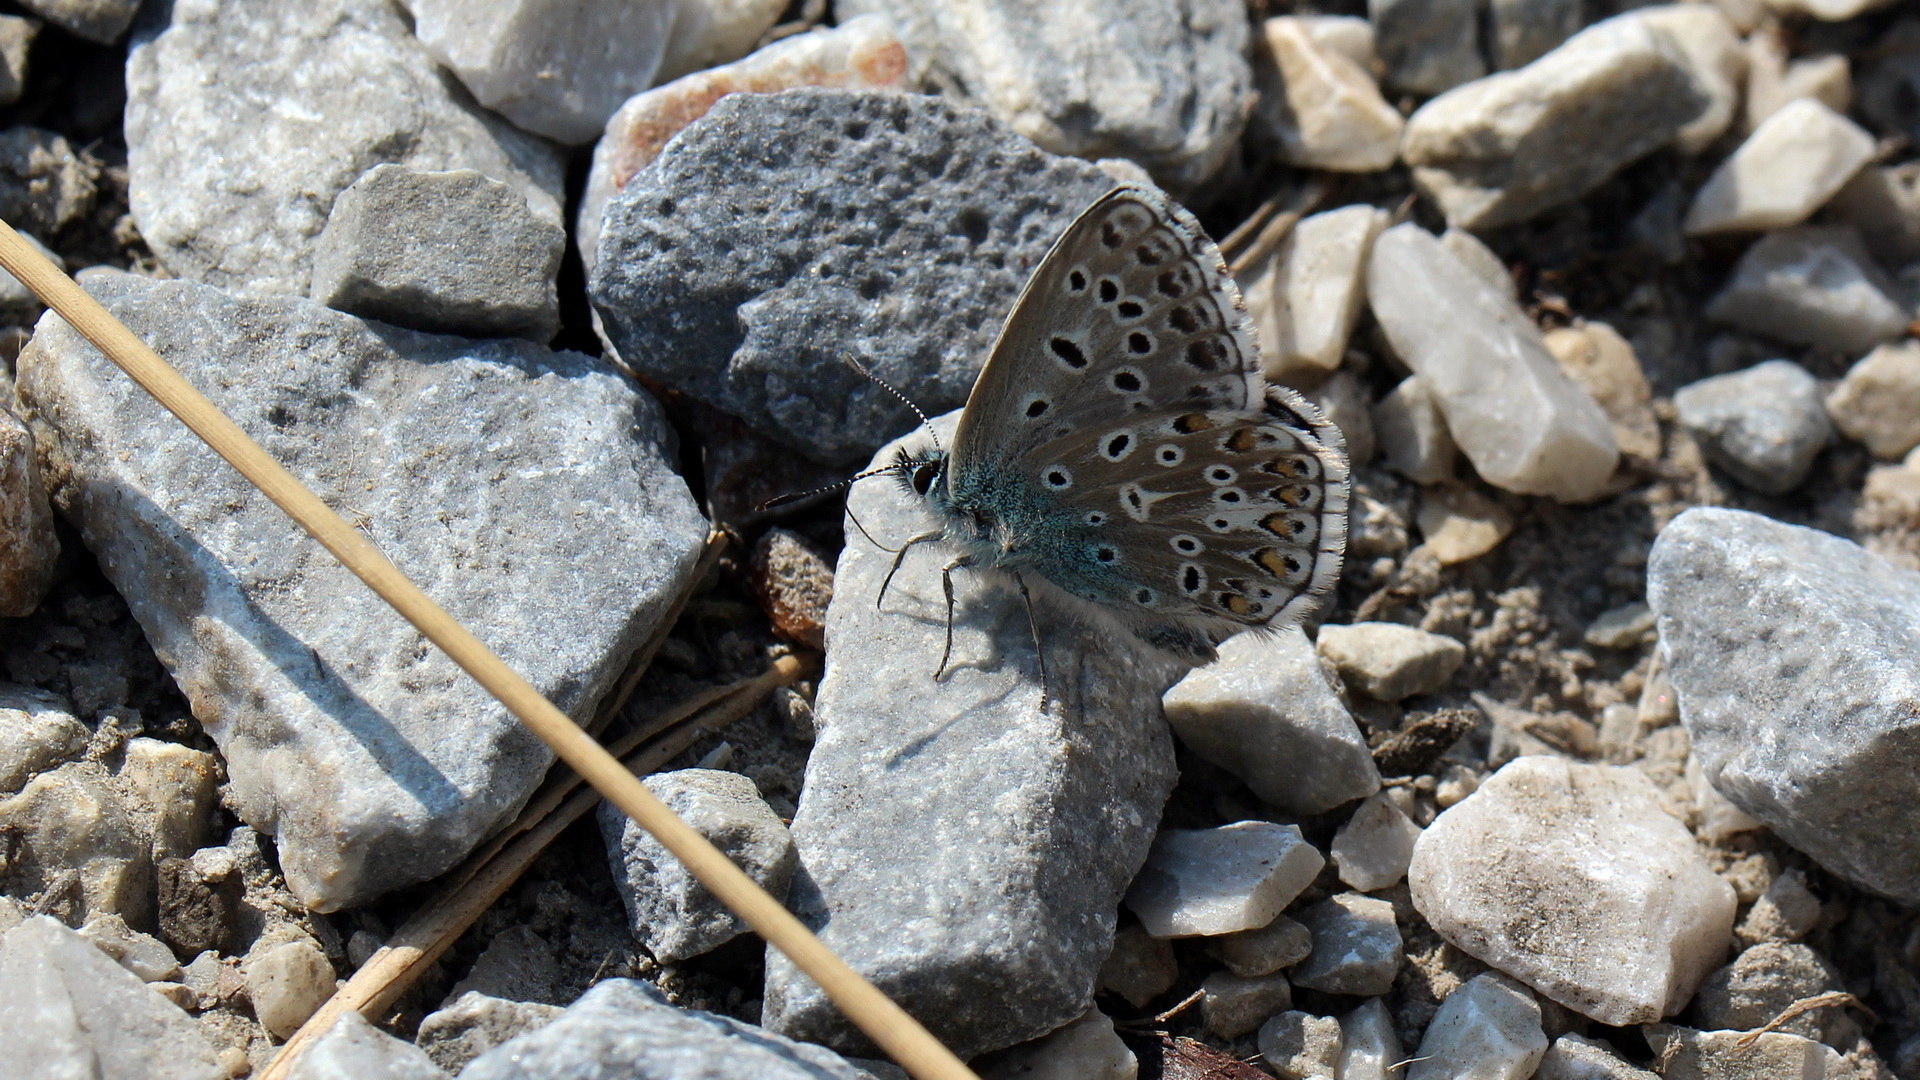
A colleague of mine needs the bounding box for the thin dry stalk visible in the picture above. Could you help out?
[1224,177,1331,279]
[0,221,976,1080]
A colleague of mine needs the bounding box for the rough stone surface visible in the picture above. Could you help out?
[16,0,138,44]
[1693,942,1842,1042]
[310,164,564,343]
[1097,924,1178,1007]
[1703,228,1907,355]
[1161,629,1380,815]
[1673,360,1834,495]
[1373,376,1458,485]
[1827,342,1920,460]
[592,89,1118,466]
[578,16,910,291]
[0,915,224,1079]
[1251,205,1389,382]
[1408,973,1549,1080]
[1125,821,1325,939]
[1536,1034,1658,1079]
[835,0,1250,192]
[78,912,181,982]
[16,273,706,911]
[118,737,219,862]
[1368,224,1619,501]
[1632,5,1746,155]
[0,229,61,320]
[1286,892,1403,995]
[1370,0,1483,94]
[1252,19,1403,173]
[415,992,563,1075]
[1258,1010,1345,1080]
[0,127,97,239]
[1205,915,1313,978]
[1201,971,1292,1039]
[1317,621,1465,701]
[127,0,565,298]
[1409,756,1737,1025]
[1338,999,1406,1080]
[463,979,882,1080]
[599,768,796,963]
[1684,99,1874,235]
[762,411,1179,1058]
[1543,321,1662,463]
[1401,14,1711,230]
[1744,33,1850,132]
[975,1009,1137,1080]
[1649,507,1920,905]
[0,761,151,926]
[0,681,84,795]
[1330,791,1423,891]
[1643,1026,1838,1080]
[286,1009,447,1080]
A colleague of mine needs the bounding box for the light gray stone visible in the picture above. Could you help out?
[1828,342,1920,462]
[16,0,137,43]
[0,915,224,1079]
[1205,915,1313,978]
[416,991,562,1075]
[1161,629,1380,815]
[1331,791,1423,890]
[1317,621,1465,701]
[1684,99,1874,235]
[1409,756,1736,1025]
[310,165,562,342]
[1409,973,1549,1080]
[16,273,706,911]
[1826,164,1920,268]
[0,407,57,619]
[591,88,1117,466]
[1648,508,1920,905]
[599,768,796,963]
[1489,0,1581,70]
[1252,205,1389,382]
[1643,1026,1837,1080]
[1536,1034,1658,1079]
[1542,321,1662,463]
[974,1008,1136,1080]
[287,1010,448,1080]
[1373,376,1457,486]
[1303,370,1376,465]
[1744,34,1850,133]
[78,913,180,983]
[0,761,151,926]
[0,16,37,104]
[1673,360,1834,495]
[1370,0,1483,94]
[1257,1010,1344,1080]
[0,682,84,795]
[836,0,1249,192]
[127,0,564,298]
[1402,13,1710,230]
[1704,229,1907,355]
[1097,924,1177,1007]
[1125,821,1324,939]
[1367,224,1619,501]
[1201,971,1292,1039]
[577,16,910,274]
[1630,5,1746,155]
[1286,892,1403,996]
[1252,19,1403,173]
[463,979,882,1080]
[245,935,335,1039]
[1337,999,1405,1080]
[1693,942,1842,1042]
[446,926,563,1006]
[762,411,1178,1058]
[0,127,97,245]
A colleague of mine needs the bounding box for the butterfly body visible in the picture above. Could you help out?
[892,185,1351,668]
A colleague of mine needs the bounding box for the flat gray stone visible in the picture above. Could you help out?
[1259,1010,1345,1080]
[416,992,562,1075]
[1317,621,1465,701]
[1161,628,1380,815]
[836,0,1247,192]
[1673,360,1833,495]
[598,768,796,963]
[1125,821,1325,939]
[1703,227,1908,355]
[310,165,563,343]
[1649,508,1920,906]
[127,0,564,298]
[0,915,224,1079]
[287,1009,447,1080]
[462,979,883,1080]
[16,272,706,911]
[1408,972,1548,1080]
[762,412,1179,1058]
[1286,892,1403,996]
[1370,0,1483,94]
[16,0,138,44]
[589,88,1117,467]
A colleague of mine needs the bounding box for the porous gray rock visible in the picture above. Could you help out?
[1409,756,1736,1025]
[16,272,706,911]
[1370,0,1483,94]
[591,88,1117,466]
[0,404,57,615]
[1287,893,1403,995]
[1648,508,1920,906]
[310,165,563,342]
[1401,13,1710,230]
[598,768,796,963]
[1161,629,1380,815]
[16,0,139,44]
[462,979,883,1080]
[761,411,1179,1058]
[286,1010,449,1080]
[1673,360,1833,495]
[1703,228,1908,355]
[127,0,564,298]
[835,0,1249,192]
[0,915,225,1079]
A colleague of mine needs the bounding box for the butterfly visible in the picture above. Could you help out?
[875,184,1351,684]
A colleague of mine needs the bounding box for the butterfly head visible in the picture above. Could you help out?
[893,445,950,507]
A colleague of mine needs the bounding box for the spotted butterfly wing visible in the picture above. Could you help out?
[940,185,1350,662]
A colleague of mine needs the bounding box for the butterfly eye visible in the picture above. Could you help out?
[911,463,941,496]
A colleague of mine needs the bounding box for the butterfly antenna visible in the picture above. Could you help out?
[842,505,901,554]
[752,459,920,513]
[844,356,942,452]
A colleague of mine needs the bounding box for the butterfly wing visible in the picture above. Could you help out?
[948,185,1264,479]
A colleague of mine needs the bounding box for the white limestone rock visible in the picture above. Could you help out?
[1542,321,1662,463]
[1373,376,1458,485]
[0,683,86,795]
[1536,1034,1657,1079]
[1331,791,1423,891]
[1704,228,1907,355]
[1124,821,1325,938]
[1253,19,1404,173]
[1409,756,1736,1025]
[0,761,151,926]
[1252,205,1389,382]
[1367,224,1620,501]
[287,1010,449,1080]
[1827,342,1920,460]
[1408,972,1549,1080]
[1316,622,1465,702]
[245,935,336,1039]
[1162,629,1381,815]
[1626,5,1746,155]
[1684,99,1875,235]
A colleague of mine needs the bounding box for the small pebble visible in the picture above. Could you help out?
[1252,19,1404,173]
[1205,915,1314,978]
[1317,622,1466,701]
[1685,99,1875,235]
[1826,163,1920,267]
[1736,868,1821,945]
[1373,376,1458,486]
[1257,1010,1345,1080]
[1124,821,1325,938]
[1416,486,1516,565]
[750,528,835,652]
[1703,227,1907,355]
[1826,341,1920,460]
[1337,998,1406,1080]
[1535,1033,1658,1079]
[1200,971,1293,1039]
[1287,892,1403,995]
[1408,972,1549,1080]
[1331,792,1423,891]
[1642,1025,1840,1080]
[974,1009,1136,1080]
[1252,205,1390,381]
[1542,321,1661,462]
[78,913,181,983]
[1584,603,1654,649]
[1097,924,1178,1008]
[0,407,58,617]
[245,935,337,1039]
[1674,360,1834,495]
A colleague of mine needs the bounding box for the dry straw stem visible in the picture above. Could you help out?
[262,652,815,1080]
[1221,174,1329,278]
[0,220,978,1080]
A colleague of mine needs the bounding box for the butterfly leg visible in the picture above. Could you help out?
[876,530,943,610]
[1012,572,1051,709]
[933,554,974,681]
